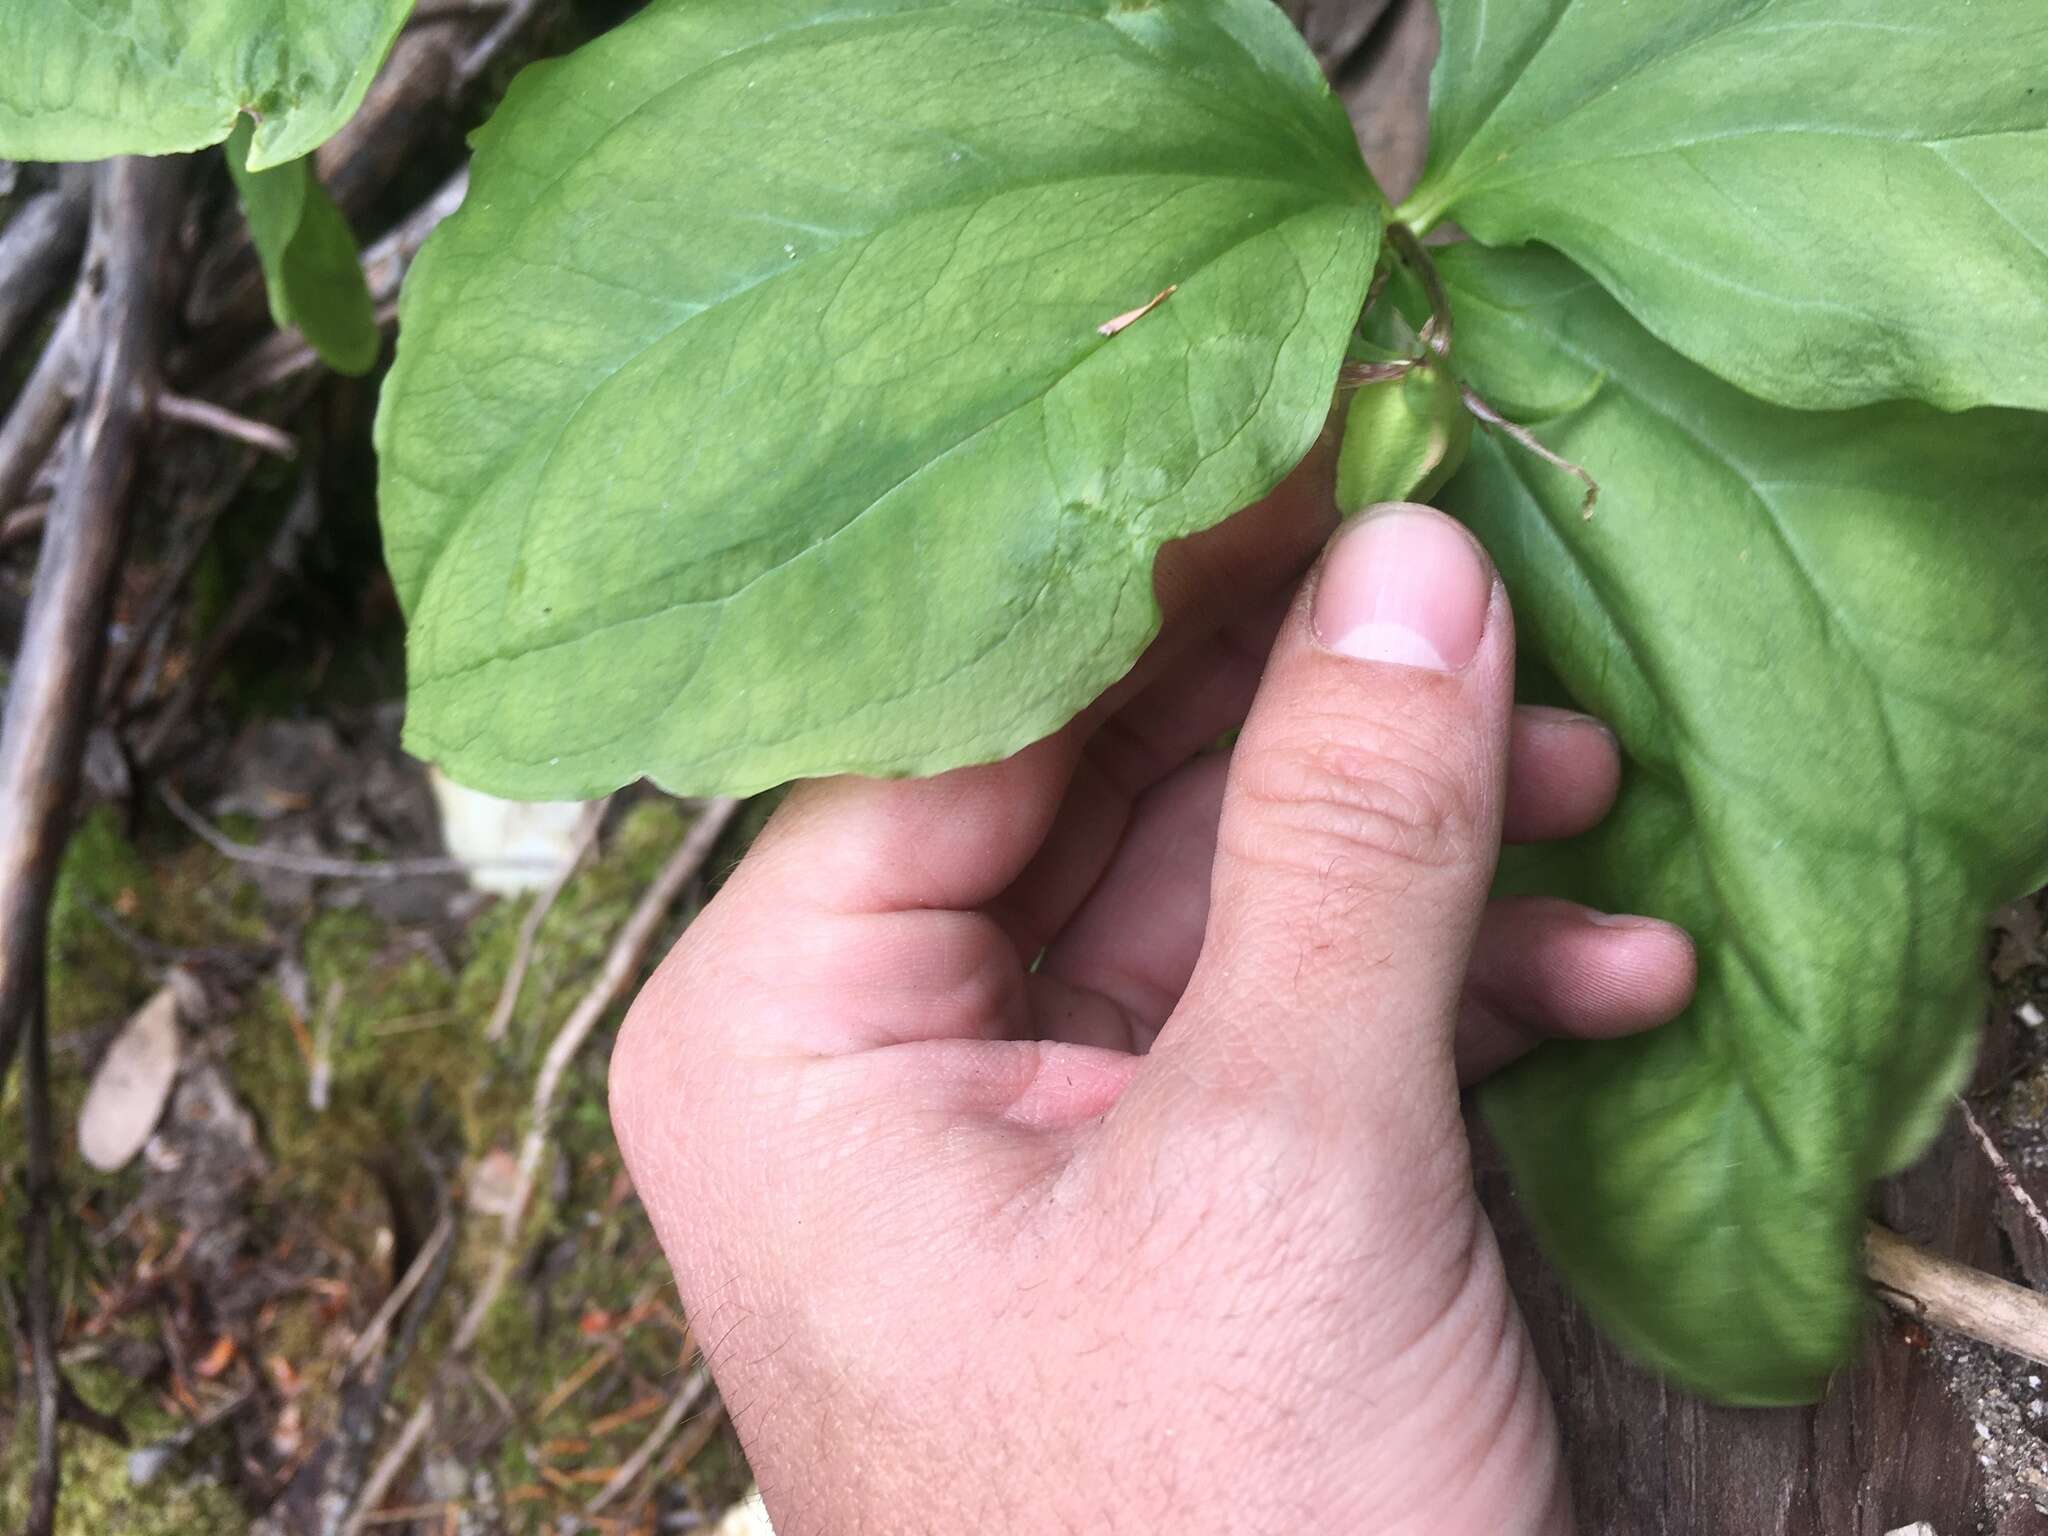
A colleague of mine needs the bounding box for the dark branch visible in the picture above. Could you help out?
[12,157,185,1536]
[0,288,89,517]
[23,992,58,1536]
[0,156,184,1099]
[0,168,90,366]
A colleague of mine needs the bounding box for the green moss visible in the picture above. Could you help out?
[466,1149,685,1520]
[47,809,153,1040]
[46,807,275,1055]
[0,1379,244,1536]
[4,812,157,1226]
[18,793,741,1531]
[428,798,718,1525]
[230,905,470,1235]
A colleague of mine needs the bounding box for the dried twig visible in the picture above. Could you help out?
[485,797,612,1043]
[313,25,468,223]
[360,801,739,1515]
[585,1363,716,1515]
[349,1209,458,1373]
[154,391,298,458]
[100,370,323,715]
[0,168,90,363]
[157,783,554,883]
[360,169,468,303]
[1458,382,1601,519]
[338,1403,436,1536]
[5,156,186,1536]
[1867,1222,2048,1366]
[308,980,344,1112]
[1958,1096,2048,1250]
[456,0,548,85]
[0,500,48,546]
[457,798,739,1350]
[323,1249,459,1536]
[273,1177,461,1536]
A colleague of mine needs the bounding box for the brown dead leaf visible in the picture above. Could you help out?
[194,1334,237,1379]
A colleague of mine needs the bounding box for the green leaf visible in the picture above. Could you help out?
[226,118,378,376]
[1433,241,2048,1403]
[377,0,1380,799]
[1406,0,2048,413]
[0,0,412,171]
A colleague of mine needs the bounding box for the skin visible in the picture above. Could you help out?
[611,454,1696,1536]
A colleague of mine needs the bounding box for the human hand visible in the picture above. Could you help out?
[611,459,1696,1536]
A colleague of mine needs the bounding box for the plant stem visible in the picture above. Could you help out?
[1383,221,1451,358]
[1392,182,1455,239]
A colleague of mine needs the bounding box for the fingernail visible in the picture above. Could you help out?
[1312,504,1492,672]
[1520,704,1616,740]
[1585,911,1673,932]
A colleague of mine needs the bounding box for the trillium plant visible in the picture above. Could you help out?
[9,0,2048,1405]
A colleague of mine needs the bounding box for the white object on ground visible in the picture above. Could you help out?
[1885,1523,1939,1535]
[716,1489,775,1536]
[427,768,590,895]
[78,983,182,1171]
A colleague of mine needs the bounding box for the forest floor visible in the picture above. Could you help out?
[1,731,769,1534]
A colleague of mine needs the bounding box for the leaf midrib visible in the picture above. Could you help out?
[411,193,1365,687]
[1452,122,2048,219]
[392,3,1372,594]
[397,163,1361,621]
[1479,292,1914,816]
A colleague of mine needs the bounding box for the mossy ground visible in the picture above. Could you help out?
[1,795,754,1532]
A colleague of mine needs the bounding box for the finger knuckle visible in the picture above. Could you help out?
[609,934,733,1158]
[1227,719,1479,884]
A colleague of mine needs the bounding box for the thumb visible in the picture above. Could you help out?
[1148,503,1513,1118]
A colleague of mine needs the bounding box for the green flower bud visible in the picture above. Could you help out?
[1335,357,1472,514]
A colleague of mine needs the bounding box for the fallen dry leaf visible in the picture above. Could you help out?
[77,983,182,1172]
[1096,284,1176,338]
[194,1334,237,1379]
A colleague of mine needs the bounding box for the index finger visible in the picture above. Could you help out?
[736,438,1340,921]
